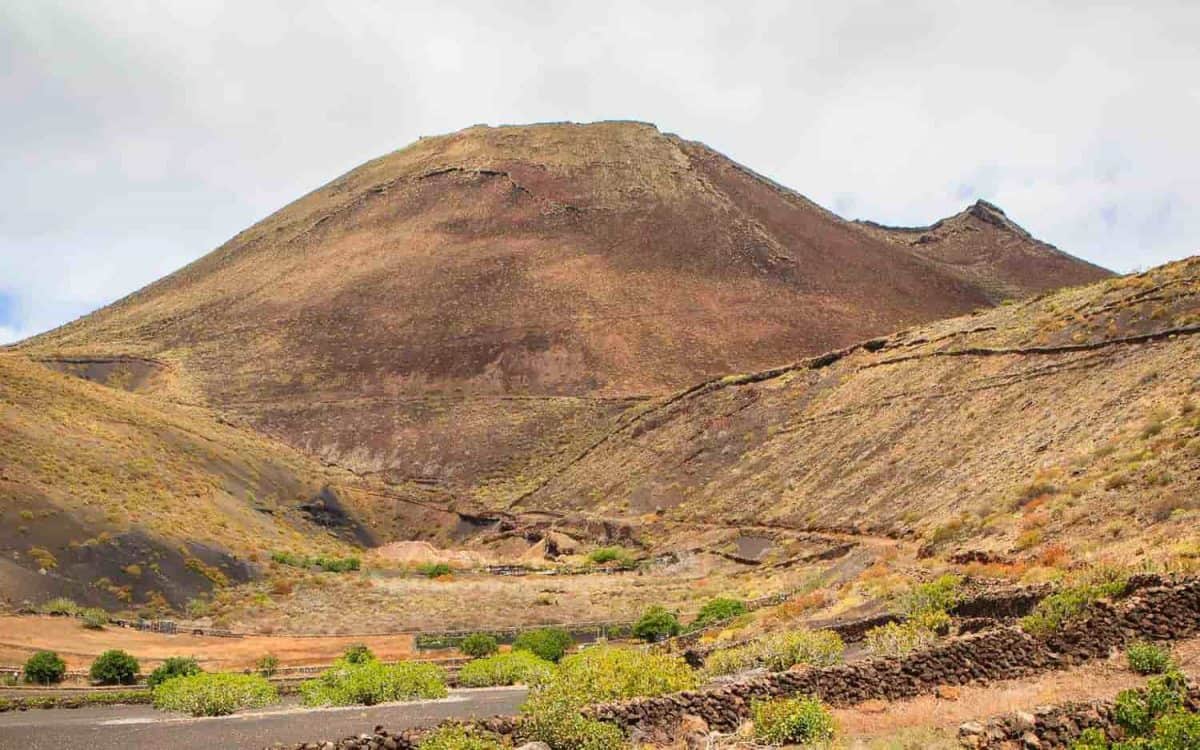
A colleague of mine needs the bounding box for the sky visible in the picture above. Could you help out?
[2,1,1198,344]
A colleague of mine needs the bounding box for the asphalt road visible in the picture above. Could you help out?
[0,687,527,750]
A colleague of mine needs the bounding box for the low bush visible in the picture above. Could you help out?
[343,644,375,664]
[520,646,694,750]
[896,574,962,618]
[416,563,453,578]
[38,597,79,616]
[1151,710,1200,749]
[80,608,109,630]
[1020,573,1128,637]
[299,659,447,707]
[528,646,696,705]
[418,725,505,750]
[513,627,573,663]
[864,621,938,658]
[1126,641,1173,675]
[690,597,748,630]
[586,547,637,569]
[519,699,625,750]
[90,650,139,685]
[458,651,555,688]
[1075,671,1197,748]
[147,656,202,689]
[751,695,837,745]
[632,605,682,642]
[23,651,66,685]
[152,672,277,716]
[704,629,845,677]
[270,551,360,573]
[1113,670,1188,737]
[256,653,279,678]
[460,633,499,659]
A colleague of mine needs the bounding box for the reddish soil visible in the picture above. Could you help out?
[0,615,415,671]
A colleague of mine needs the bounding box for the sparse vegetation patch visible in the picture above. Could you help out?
[152,672,277,716]
[299,659,447,707]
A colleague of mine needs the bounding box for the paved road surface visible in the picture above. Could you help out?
[0,687,527,750]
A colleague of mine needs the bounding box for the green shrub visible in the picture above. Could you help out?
[460,633,499,659]
[896,574,962,618]
[418,725,505,750]
[757,629,845,672]
[459,651,555,688]
[147,657,202,688]
[632,605,682,642]
[299,659,447,707]
[1126,641,1173,675]
[703,629,845,676]
[39,597,79,616]
[525,646,696,707]
[312,555,360,573]
[343,644,375,664]
[270,551,360,573]
[416,563,453,578]
[752,696,837,745]
[1020,572,1128,637]
[1069,727,1109,750]
[864,621,938,658]
[23,651,66,685]
[80,608,109,630]
[513,627,574,663]
[519,699,625,750]
[1115,671,1188,736]
[256,653,279,677]
[152,672,277,716]
[1151,710,1200,749]
[691,597,748,630]
[587,547,637,569]
[90,650,139,685]
[520,646,694,750]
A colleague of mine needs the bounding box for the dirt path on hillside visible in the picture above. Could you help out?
[0,616,416,671]
[833,636,1200,743]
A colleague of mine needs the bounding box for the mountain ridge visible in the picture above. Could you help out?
[16,121,1111,504]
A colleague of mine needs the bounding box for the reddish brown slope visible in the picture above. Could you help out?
[19,122,1105,505]
[856,200,1111,301]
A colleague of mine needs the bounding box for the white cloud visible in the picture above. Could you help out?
[1,0,1198,340]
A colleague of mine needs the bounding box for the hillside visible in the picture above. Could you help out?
[518,256,1200,568]
[0,353,384,610]
[15,121,1107,506]
[855,199,1111,302]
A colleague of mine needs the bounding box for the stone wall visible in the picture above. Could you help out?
[587,580,1200,737]
[958,683,1200,749]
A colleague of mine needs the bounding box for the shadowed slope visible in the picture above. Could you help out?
[18,121,1108,503]
[0,354,379,608]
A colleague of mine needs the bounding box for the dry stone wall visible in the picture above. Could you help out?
[958,683,1200,749]
[588,580,1200,736]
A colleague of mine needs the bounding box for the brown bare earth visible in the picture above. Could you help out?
[15,121,1107,511]
[0,615,415,671]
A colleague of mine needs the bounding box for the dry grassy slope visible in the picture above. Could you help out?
[16,121,1105,504]
[519,257,1200,565]
[0,354,390,609]
[855,200,1110,302]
